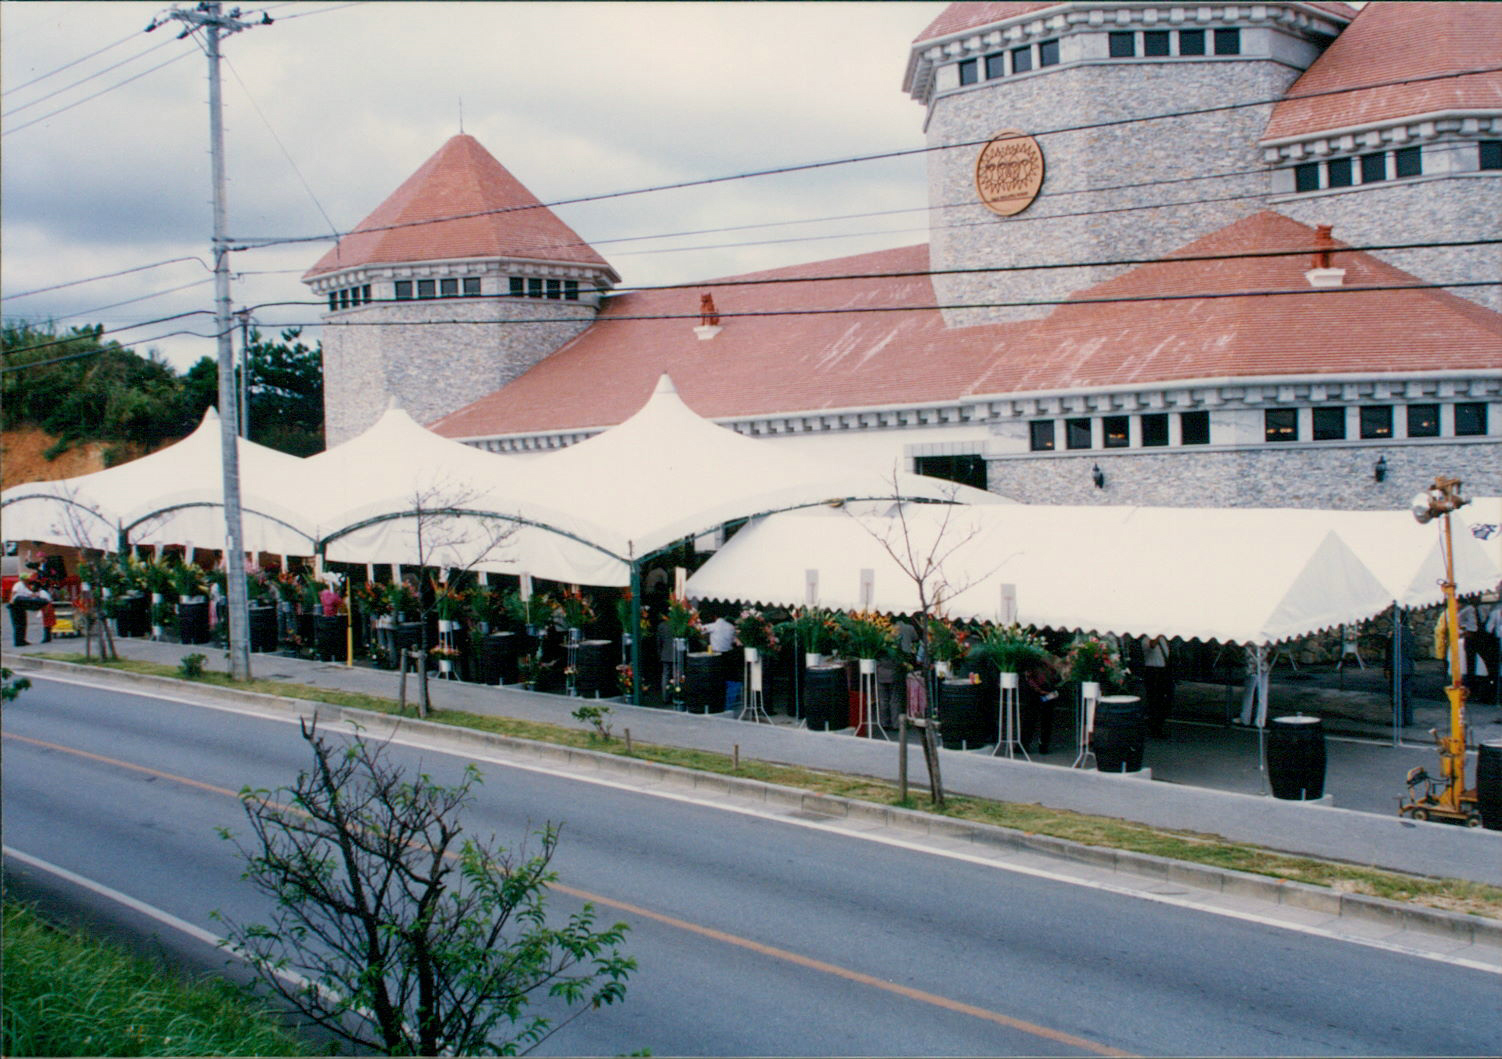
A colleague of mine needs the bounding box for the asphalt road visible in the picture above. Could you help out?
[4,674,1497,1057]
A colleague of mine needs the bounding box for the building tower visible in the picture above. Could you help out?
[304,134,619,444]
[905,1,1354,326]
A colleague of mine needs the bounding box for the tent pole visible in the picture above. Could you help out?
[630,561,643,707]
[1391,605,1401,748]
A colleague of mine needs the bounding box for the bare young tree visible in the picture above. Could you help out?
[216,719,635,1056]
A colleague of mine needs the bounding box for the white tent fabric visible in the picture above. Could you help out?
[0,409,316,555]
[1456,496,1502,584]
[686,504,1400,646]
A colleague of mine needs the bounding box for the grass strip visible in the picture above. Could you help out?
[38,653,1502,920]
[1,901,310,1057]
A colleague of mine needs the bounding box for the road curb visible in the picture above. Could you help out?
[15,656,1499,950]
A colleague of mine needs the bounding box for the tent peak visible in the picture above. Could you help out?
[654,374,678,396]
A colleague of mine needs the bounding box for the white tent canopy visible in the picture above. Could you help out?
[0,409,316,555]
[686,503,1402,646]
[1456,496,1502,585]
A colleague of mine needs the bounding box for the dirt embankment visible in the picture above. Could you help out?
[1,429,143,489]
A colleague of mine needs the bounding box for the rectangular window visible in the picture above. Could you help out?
[1180,411,1210,445]
[328,292,338,312]
[1454,402,1488,436]
[509,277,524,297]
[1143,31,1170,57]
[564,280,580,301]
[1481,141,1502,170]
[1011,45,1033,73]
[361,284,371,304]
[1103,415,1130,448]
[1038,38,1059,66]
[1265,409,1298,443]
[462,277,481,297]
[394,280,413,300]
[958,58,979,85]
[1312,406,1346,441]
[1360,152,1387,184]
[1109,32,1135,58]
[546,279,562,300]
[1359,405,1393,439]
[1295,163,1320,192]
[439,277,458,298]
[985,52,1006,79]
[1394,145,1422,178]
[1029,420,1056,452]
[527,277,543,298]
[1326,157,1353,188]
[1065,417,1092,450]
[417,279,436,299]
[1178,29,1205,55]
[1407,403,1439,438]
[1213,28,1240,55]
[338,289,350,310]
[914,455,988,491]
[1141,413,1169,447]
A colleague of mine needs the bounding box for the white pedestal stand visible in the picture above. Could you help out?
[740,647,773,724]
[857,657,888,740]
[566,626,582,696]
[994,671,1027,760]
[437,618,458,680]
[1072,680,1101,768]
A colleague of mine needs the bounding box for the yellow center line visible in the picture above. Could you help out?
[4,729,1134,1057]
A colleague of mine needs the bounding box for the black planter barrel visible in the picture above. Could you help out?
[296,612,316,651]
[314,615,347,662]
[116,593,149,638]
[575,639,616,698]
[395,621,424,658]
[1092,694,1147,773]
[177,600,211,645]
[683,652,724,714]
[937,679,990,749]
[248,605,278,653]
[1267,714,1326,800]
[478,631,519,685]
[1477,740,1502,830]
[803,664,847,731]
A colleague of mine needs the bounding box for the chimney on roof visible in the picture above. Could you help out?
[694,292,722,341]
[1305,224,1346,288]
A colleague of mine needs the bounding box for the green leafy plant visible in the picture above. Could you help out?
[973,623,1048,673]
[572,702,614,741]
[557,586,595,629]
[178,653,207,679]
[665,594,702,643]
[518,653,553,687]
[925,616,969,664]
[170,562,207,601]
[783,607,837,654]
[837,610,895,659]
[502,590,553,629]
[432,580,467,621]
[733,608,778,652]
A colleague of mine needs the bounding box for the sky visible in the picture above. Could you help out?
[1,0,949,372]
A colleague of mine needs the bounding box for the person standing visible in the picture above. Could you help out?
[1140,634,1174,738]
[7,578,46,647]
[1457,596,1481,694]
[1238,644,1270,727]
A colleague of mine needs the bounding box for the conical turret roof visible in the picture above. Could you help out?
[304,134,615,280]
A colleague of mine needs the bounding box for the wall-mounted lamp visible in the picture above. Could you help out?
[1374,455,1388,483]
[1091,464,1105,489]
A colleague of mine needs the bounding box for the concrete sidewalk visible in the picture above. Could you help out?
[7,625,1501,887]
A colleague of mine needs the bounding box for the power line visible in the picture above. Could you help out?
[2,257,211,302]
[1,48,198,137]
[2,36,178,118]
[1,27,143,96]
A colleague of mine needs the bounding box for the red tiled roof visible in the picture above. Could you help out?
[966,211,1502,394]
[431,214,1501,440]
[914,2,1355,44]
[1265,1,1502,140]
[304,134,613,280]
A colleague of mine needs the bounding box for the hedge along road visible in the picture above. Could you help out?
[3,674,1497,1057]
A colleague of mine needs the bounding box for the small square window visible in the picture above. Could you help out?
[1141,413,1169,447]
[1103,415,1130,448]
[327,292,338,312]
[509,277,524,297]
[1360,153,1386,184]
[1265,409,1298,443]
[1295,163,1320,192]
[394,280,413,300]
[546,279,562,300]
[1109,32,1135,58]
[1178,29,1205,55]
[1481,141,1502,170]
[361,284,371,304]
[985,52,1006,79]
[958,58,979,86]
[1038,39,1059,66]
[1359,405,1393,439]
[1407,404,1439,438]
[1213,28,1240,55]
[1326,157,1353,188]
[463,277,481,296]
[1312,406,1346,441]
[1012,45,1033,73]
[1029,420,1056,452]
[1180,411,1210,445]
[417,279,436,299]
[1394,146,1422,178]
[1143,31,1170,57]
[564,280,580,301]
[527,277,543,298]
[1454,402,1488,436]
[1066,417,1092,450]
[439,278,458,298]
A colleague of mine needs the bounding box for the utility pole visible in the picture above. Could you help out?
[236,307,252,440]
[148,3,271,681]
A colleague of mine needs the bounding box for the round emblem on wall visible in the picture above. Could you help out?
[974,129,1045,217]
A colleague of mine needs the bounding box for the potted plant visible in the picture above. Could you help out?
[557,586,594,639]
[142,558,177,640]
[433,580,467,631]
[517,652,552,691]
[926,616,969,678]
[783,607,837,667]
[838,610,895,674]
[1064,634,1128,694]
[501,589,553,634]
[973,623,1048,689]
[734,608,778,664]
[430,642,461,679]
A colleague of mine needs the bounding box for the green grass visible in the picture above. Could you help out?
[38,652,1502,920]
[1,901,311,1057]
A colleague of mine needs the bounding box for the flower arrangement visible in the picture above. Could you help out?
[973,623,1048,674]
[557,586,595,630]
[359,581,393,618]
[518,653,553,687]
[616,663,635,697]
[838,610,895,659]
[143,557,177,599]
[429,643,461,660]
[784,607,838,654]
[383,580,417,617]
[1064,634,1128,690]
[665,593,702,642]
[617,591,651,636]
[432,580,467,621]
[502,589,554,630]
[665,676,685,704]
[297,573,322,612]
[926,616,970,664]
[734,608,779,652]
[170,562,207,601]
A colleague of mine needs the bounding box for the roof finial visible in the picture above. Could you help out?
[458,96,464,134]
[695,291,723,341]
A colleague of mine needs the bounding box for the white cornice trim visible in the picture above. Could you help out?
[306,255,620,291]
[1261,110,1502,159]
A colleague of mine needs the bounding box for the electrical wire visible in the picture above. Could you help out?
[1,27,142,96]
[1,257,211,301]
[2,37,178,118]
[1,48,198,137]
